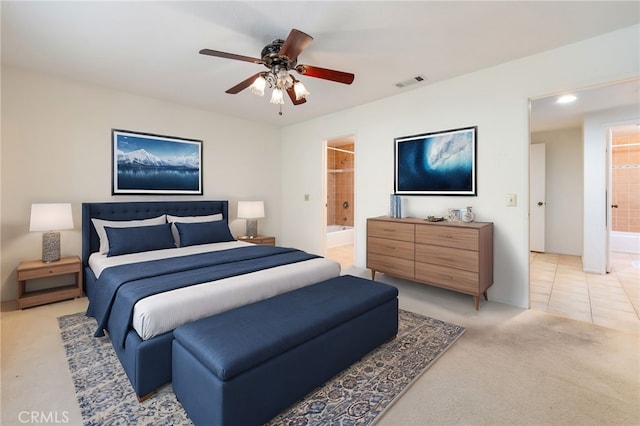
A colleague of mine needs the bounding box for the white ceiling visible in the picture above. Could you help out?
[530,79,640,134]
[2,1,639,127]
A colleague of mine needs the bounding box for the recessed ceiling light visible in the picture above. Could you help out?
[556,94,577,104]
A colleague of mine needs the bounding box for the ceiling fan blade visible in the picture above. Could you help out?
[199,49,262,64]
[296,65,355,85]
[286,86,307,105]
[225,73,263,94]
[278,29,313,61]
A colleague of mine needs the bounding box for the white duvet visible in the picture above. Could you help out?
[89,241,341,341]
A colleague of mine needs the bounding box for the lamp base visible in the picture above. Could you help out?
[245,219,258,238]
[42,231,61,263]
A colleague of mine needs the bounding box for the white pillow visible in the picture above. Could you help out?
[92,215,166,254]
[167,213,223,247]
[166,213,223,223]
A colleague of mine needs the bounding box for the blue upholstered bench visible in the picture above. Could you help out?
[172,274,399,426]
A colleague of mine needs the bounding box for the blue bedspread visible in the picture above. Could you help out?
[87,245,319,348]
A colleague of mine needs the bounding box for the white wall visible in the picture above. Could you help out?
[583,105,640,274]
[2,25,638,306]
[280,25,640,309]
[531,128,583,256]
[0,66,281,301]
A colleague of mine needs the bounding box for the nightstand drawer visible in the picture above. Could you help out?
[18,263,80,280]
[238,235,276,246]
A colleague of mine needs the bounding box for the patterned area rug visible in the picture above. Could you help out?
[58,310,465,426]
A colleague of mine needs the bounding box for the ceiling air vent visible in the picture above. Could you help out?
[395,75,426,88]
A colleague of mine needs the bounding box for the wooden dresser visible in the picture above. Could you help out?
[367,216,493,309]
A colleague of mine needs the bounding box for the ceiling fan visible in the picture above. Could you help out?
[199,29,355,110]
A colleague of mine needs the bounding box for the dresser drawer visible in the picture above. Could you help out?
[415,244,478,272]
[415,225,478,250]
[367,252,414,280]
[368,237,414,260]
[415,262,478,294]
[367,220,414,242]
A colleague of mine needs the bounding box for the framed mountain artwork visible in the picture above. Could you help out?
[111,129,203,195]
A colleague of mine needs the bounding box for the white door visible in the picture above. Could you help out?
[530,143,546,252]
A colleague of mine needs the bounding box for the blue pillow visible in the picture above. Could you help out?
[105,223,175,257]
[175,221,235,247]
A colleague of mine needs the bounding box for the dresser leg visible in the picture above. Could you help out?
[474,296,479,310]
[483,291,488,301]
[371,270,376,280]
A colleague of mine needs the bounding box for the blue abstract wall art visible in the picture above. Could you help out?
[395,126,477,195]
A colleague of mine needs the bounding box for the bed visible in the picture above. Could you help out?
[81,200,341,400]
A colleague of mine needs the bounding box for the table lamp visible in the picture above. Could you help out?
[29,203,74,263]
[237,201,264,238]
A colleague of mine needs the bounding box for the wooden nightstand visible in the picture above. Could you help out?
[16,256,83,309]
[237,235,276,246]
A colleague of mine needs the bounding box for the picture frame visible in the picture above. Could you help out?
[447,208,462,222]
[112,129,203,195]
[394,126,477,196]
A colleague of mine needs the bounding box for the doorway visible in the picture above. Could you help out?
[325,135,355,269]
[608,124,640,258]
[528,79,640,333]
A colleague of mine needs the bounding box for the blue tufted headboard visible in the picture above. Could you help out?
[81,200,229,269]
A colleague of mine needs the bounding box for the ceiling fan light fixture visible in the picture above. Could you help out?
[270,88,285,104]
[275,69,293,89]
[250,75,266,96]
[200,28,354,110]
[294,81,309,100]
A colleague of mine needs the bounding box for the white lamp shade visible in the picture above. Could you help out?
[29,203,74,231]
[250,75,266,96]
[237,201,265,219]
[294,81,309,100]
[269,88,284,105]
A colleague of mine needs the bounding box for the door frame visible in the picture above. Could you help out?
[322,134,356,262]
[606,120,640,271]
[606,127,613,273]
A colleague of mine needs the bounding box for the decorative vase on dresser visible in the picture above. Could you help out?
[367,216,494,310]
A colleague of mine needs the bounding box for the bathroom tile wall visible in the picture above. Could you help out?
[327,144,354,227]
[612,132,640,232]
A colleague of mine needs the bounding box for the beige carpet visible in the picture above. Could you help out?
[2,270,639,425]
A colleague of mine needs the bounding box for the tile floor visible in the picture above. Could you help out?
[329,244,640,334]
[530,250,640,334]
[326,244,355,269]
